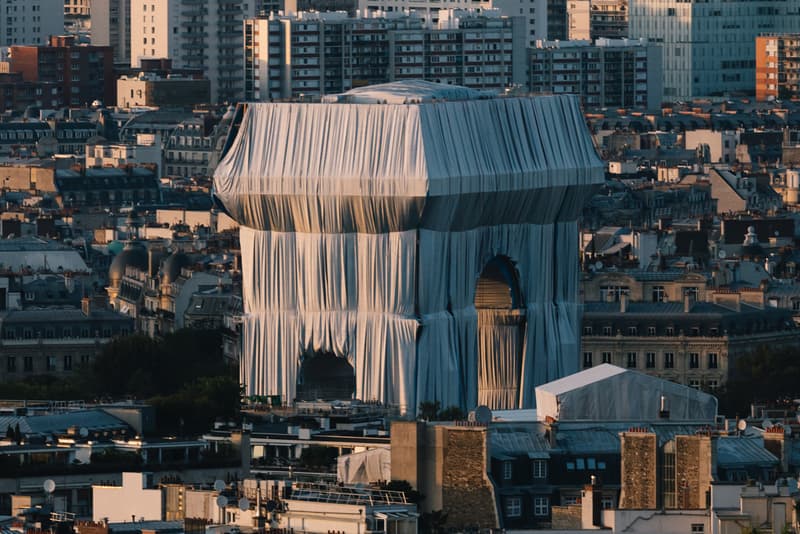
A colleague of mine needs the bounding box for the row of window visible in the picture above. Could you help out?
[2,326,125,340]
[583,351,719,370]
[584,325,720,337]
[6,354,90,373]
[502,459,548,481]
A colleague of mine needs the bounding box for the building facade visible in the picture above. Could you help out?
[0,0,64,47]
[90,0,131,64]
[10,36,115,109]
[629,0,800,100]
[756,34,800,102]
[0,301,133,382]
[529,38,662,111]
[244,11,527,101]
[117,74,211,108]
[129,0,263,103]
[581,299,800,390]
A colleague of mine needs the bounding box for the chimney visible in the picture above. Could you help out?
[581,477,603,528]
[620,293,628,313]
[659,395,670,419]
[683,293,694,313]
[81,296,91,317]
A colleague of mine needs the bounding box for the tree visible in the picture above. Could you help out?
[418,401,440,421]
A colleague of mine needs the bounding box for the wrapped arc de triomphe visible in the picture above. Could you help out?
[213,81,604,414]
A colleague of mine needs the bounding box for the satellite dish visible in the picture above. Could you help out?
[266,500,278,512]
[763,419,774,430]
[474,405,493,425]
[737,419,747,432]
[238,497,250,511]
[785,425,793,437]
[79,427,89,438]
[213,480,226,492]
[594,261,603,270]
[718,250,727,259]
[215,495,228,508]
[43,479,56,494]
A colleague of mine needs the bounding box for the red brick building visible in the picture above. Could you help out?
[10,35,114,108]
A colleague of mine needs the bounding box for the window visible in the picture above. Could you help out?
[533,496,549,517]
[503,461,513,480]
[600,285,629,302]
[626,352,637,368]
[602,352,612,364]
[586,457,596,469]
[47,356,57,371]
[706,379,718,391]
[602,326,612,336]
[665,326,675,336]
[689,353,699,369]
[664,353,674,369]
[24,356,33,372]
[627,326,638,336]
[689,379,701,389]
[7,356,15,372]
[601,496,614,509]
[566,461,575,471]
[647,326,656,336]
[707,353,718,369]
[562,495,579,505]
[652,286,665,302]
[583,352,593,368]
[646,352,656,369]
[505,497,521,517]
[64,355,72,371]
[691,524,704,533]
[532,460,547,479]
[583,326,593,335]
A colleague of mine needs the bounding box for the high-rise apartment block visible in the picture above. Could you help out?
[629,0,800,100]
[10,36,115,108]
[0,0,64,46]
[358,0,571,46]
[130,0,285,103]
[244,11,527,101]
[756,34,800,102]
[566,0,627,40]
[529,38,661,111]
[91,0,131,64]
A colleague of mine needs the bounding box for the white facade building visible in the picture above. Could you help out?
[629,0,800,100]
[130,0,259,103]
[0,0,64,46]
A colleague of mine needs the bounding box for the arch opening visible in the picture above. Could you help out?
[475,256,526,410]
[296,351,355,402]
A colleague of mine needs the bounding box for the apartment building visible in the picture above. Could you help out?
[629,0,800,100]
[529,38,662,111]
[0,0,64,47]
[756,34,800,102]
[130,0,293,103]
[244,10,527,101]
[91,0,131,64]
[358,0,570,46]
[10,35,115,108]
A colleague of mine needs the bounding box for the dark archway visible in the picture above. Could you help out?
[475,256,526,410]
[296,352,355,401]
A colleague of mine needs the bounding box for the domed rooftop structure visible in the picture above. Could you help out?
[108,242,148,287]
[161,252,191,285]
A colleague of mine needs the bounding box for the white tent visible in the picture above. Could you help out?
[535,364,718,422]
[213,81,604,414]
[337,448,392,485]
